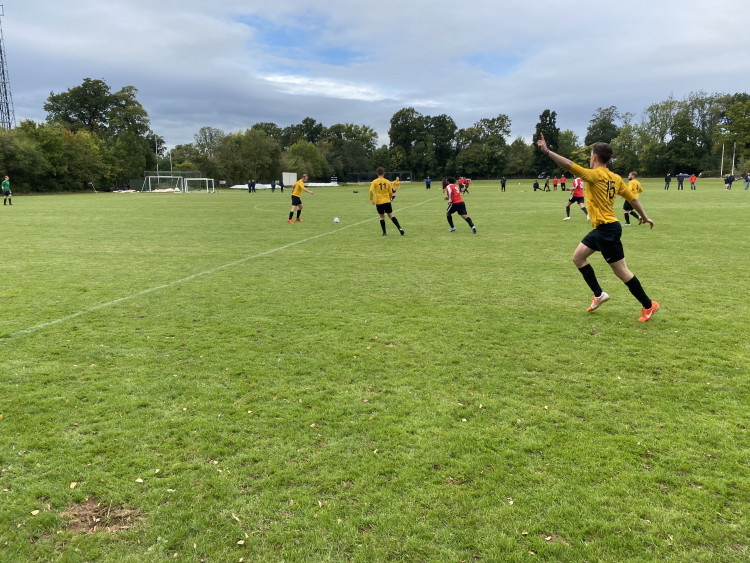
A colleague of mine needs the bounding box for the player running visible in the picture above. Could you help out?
[623,172,643,226]
[564,177,588,220]
[445,177,476,234]
[537,133,659,322]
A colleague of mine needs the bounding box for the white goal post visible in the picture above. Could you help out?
[140,176,184,192]
[184,178,216,193]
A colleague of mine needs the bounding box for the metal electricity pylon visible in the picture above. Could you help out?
[0,5,16,129]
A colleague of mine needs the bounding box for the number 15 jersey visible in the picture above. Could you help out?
[569,162,637,229]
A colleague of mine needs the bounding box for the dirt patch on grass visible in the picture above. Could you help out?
[62,498,144,534]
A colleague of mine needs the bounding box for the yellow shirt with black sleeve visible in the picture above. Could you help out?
[369,177,393,205]
[569,163,637,229]
[292,179,306,197]
[392,179,400,194]
[628,178,643,195]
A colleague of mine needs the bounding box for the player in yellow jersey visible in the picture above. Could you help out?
[287,174,313,223]
[623,171,642,226]
[369,168,404,236]
[536,134,659,322]
[392,176,400,196]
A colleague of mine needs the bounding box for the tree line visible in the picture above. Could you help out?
[0,77,747,192]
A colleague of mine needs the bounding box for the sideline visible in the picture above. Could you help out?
[8,196,441,339]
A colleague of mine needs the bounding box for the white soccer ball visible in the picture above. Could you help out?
[333,217,340,223]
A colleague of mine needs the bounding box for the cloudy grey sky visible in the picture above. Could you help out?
[5,0,750,148]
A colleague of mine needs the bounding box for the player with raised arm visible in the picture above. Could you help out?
[537,133,659,322]
[445,177,476,234]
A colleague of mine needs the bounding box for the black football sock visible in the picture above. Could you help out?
[464,217,474,228]
[380,219,386,234]
[630,211,640,220]
[578,264,603,296]
[624,214,630,224]
[289,211,293,220]
[625,276,652,309]
[296,210,301,218]
[581,206,588,216]
[390,217,402,230]
[566,207,571,217]
[447,216,454,228]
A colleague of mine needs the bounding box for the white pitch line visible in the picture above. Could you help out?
[8,196,441,339]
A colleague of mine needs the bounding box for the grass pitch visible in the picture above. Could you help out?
[0,179,748,561]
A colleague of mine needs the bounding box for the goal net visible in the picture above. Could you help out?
[184,178,216,193]
[140,176,184,192]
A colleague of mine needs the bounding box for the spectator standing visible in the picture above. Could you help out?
[689,174,697,190]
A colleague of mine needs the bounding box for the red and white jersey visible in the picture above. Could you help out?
[446,184,464,204]
[572,177,584,197]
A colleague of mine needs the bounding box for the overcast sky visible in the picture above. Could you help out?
[5,0,750,148]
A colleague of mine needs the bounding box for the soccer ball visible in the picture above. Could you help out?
[333,217,340,223]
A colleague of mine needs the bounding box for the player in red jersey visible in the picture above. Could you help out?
[445,177,476,234]
[564,177,588,221]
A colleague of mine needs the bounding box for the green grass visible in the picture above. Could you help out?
[0,179,748,562]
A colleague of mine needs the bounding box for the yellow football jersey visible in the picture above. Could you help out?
[569,163,637,229]
[628,178,643,195]
[292,179,306,197]
[369,177,393,204]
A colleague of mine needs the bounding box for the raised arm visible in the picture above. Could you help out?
[536,133,573,171]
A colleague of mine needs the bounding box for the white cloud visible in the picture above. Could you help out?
[4,0,750,146]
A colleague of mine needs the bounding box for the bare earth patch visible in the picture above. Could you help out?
[62,498,144,534]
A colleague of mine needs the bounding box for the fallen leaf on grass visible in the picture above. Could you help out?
[236,540,245,545]
[70,482,77,489]
[30,510,40,516]
[135,478,144,483]
[231,513,241,523]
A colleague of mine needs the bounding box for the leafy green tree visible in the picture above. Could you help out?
[389,107,423,156]
[0,124,51,191]
[282,140,329,180]
[300,117,325,144]
[717,99,750,165]
[665,108,701,172]
[109,130,147,185]
[505,137,534,177]
[557,130,579,158]
[425,114,457,175]
[584,106,620,145]
[532,109,560,174]
[610,122,642,175]
[214,129,281,183]
[251,122,283,144]
[44,78,113,133]
[371,145,391,170]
